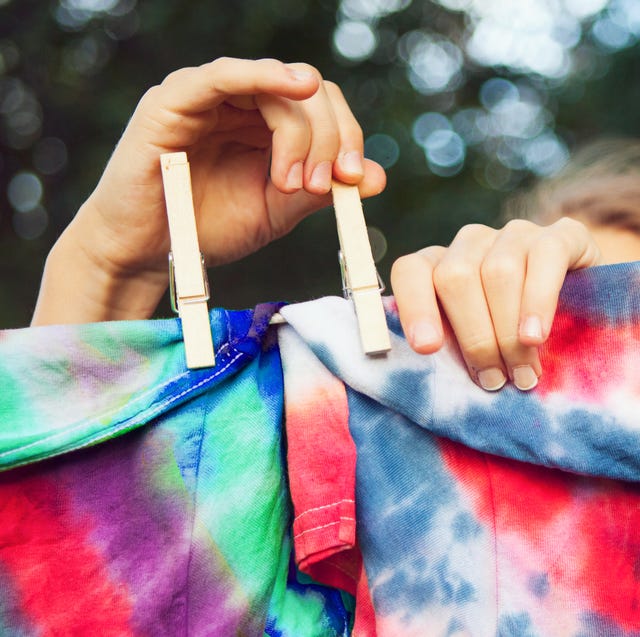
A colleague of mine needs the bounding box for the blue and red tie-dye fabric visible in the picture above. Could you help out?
[280,261,640,637]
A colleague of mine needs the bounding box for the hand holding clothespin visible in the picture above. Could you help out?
[160,152,215,369]
[160,153,390,368]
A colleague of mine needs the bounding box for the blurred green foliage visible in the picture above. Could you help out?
[1,0,639,327]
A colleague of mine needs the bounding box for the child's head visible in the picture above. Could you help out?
[505,138,640,234]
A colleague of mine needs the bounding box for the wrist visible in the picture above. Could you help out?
[32,213,168,326]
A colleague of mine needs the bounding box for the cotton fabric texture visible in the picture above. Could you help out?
[280,262,640,637]
[0,304,351,636]
[0,262,639,636]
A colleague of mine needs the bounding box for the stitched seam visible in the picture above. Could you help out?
[1,342,241,459]
[293,517,356,540]
[483,454,499,633]
[0,368,190,459]
[58,351,245,457]
[293,499,356,522]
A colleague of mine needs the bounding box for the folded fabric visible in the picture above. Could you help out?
[0,304,352,636]
[280,261,640,637]
[2,261,639,637]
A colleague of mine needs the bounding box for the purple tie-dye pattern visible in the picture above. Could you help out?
[0,303,352,636]
[13,426,253,636]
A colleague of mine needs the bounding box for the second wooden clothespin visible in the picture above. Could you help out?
[332,180,391,355]
[161,152,215,369]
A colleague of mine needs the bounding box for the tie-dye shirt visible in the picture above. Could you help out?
[279,261,640,637]
[0,304,352,636]
[1,262,639,636]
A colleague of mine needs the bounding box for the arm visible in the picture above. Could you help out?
[32,57,386,325]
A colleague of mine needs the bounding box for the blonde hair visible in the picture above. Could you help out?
[504,138,640,234]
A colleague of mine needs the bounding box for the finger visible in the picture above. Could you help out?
[288,77,341,195]
[323,81,366,183]
[481,219,541,391]
[433,225,508,391]
[391,247,446,353]
[519,217,602,346]
[256,95,312,193]
[153,58,320,116]
[125,59,320,154]
[263,159,386,238]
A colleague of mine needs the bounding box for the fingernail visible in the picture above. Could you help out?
[520,315,543,341]
[310,161,332,192]
[286,161,303,190]
[477,367,507,392]
[340,151,364,176]
[288,67,314,82]
[512,365,538,391]
[409,321,441,349]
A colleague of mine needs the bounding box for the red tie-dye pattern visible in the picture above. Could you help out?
[440,439,640,631]
[537,310,640,400]
[0,472,136,637]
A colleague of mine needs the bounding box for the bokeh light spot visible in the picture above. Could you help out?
[480,77,519,110]
[64,0,119,10]
[365,133,400,168]
[33,137,69,175]
[592,16,633,49]
[7,172,43,212]
[412,112,451,147]
[367,226,388,263]
[63,33,112,75]
[340,0,411,21]
[524,133,569,176]
[404,32,463,94]
[452,108,488,145]
[424,129,466,176]
[564,0,608,19]
[13,205,49,240]
[333,21,377,61]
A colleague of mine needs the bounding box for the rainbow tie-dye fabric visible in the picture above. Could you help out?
[0,303,352,636]
[1,262,639,636]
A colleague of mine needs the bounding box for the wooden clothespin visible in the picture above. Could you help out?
[332,180,391,355]
[160,152,215,369]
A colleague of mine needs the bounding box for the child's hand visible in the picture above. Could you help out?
[34,57,385,324]
[390,218,602,391]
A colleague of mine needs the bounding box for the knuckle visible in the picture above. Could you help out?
[433,259,476,292]
[162,65,196,87]
[139,84,161,105]
[495,333,522,352]
[554,215,584,231]
[549,216,588,244]
[416,245,445,263]
[502,218,533,234]
[480,254,519,284]
[453,223,492,243]
[391,253,422,279]
[461,335,499,361]
[535,231,567,255]
[208,55,232,68]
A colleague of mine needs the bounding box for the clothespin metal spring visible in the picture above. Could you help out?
[168,251,210,314]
